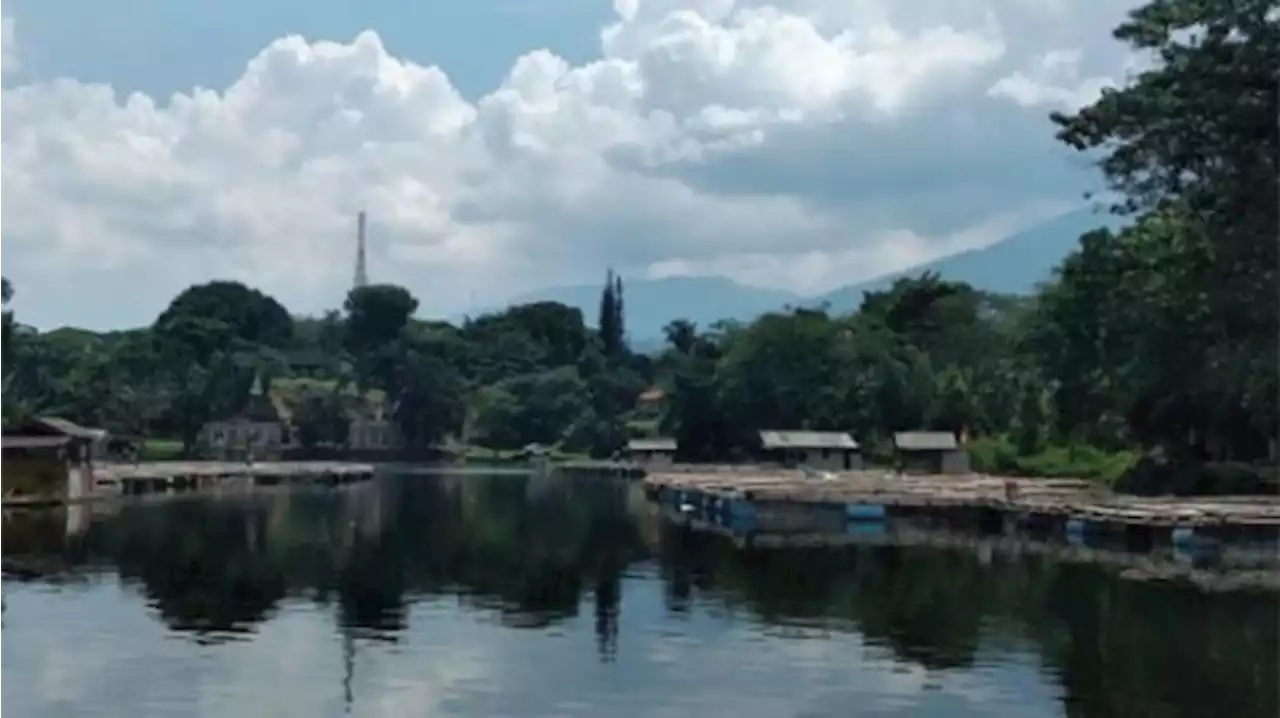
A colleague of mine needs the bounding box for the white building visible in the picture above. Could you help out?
[199,418,286,460]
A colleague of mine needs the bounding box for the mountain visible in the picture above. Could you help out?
[470,208,1122,347]
[815,207,1123,312]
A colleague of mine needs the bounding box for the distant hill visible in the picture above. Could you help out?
[469,208,1122,347]
[815,207,1123,312]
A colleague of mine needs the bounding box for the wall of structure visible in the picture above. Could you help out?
[635,451,675,468]
[3,455,69,497]
[940,449,970,474]
[899,452,942,475]
[793,449,860,472]
[199,421,285,460]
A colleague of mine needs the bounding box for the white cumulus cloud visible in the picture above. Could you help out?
[0,0,1134,328]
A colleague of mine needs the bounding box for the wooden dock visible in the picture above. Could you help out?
[3,461,377,507]
[101,461,376,492]
[644,470,1280,530]
[656,505,1280,593]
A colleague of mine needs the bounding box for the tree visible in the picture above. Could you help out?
[391,348,468,450]
[154,281,294,354]
[343,284,419,355]
[293,390,352,449]
[597,270,621,357]
[472,368,588,449]
[1045,0,1278,459]
[2,277,16,397]
[932,367,974,436]
[613,273,626,353]
[1013,383,1051,457]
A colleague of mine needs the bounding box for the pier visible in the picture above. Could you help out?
[643,469,1280,566]
[644,470,1280,528]
[2,461,377,507]
[103,461,376,493]
[655,504,1280,593]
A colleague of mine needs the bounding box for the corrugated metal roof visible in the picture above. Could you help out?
[629,438,677,452]
[894,431,959,451]
[759,430,859,450]
[33,416,105,439]
[3,435,73,449]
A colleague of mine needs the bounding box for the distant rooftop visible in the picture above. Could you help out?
[759,430,859,450]
[894,431,960,451]
[628,438,677,452]
[2,435,73,450]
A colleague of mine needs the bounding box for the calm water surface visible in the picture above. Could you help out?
[3,472,1276,718]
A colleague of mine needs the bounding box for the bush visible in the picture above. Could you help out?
[1115,459,1278,496]
[966,434,1139,484]
[137,438,184,461]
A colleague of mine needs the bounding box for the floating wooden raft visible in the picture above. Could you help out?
[645,470,1280,528]
[659,508,1280,592]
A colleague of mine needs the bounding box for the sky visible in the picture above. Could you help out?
[0,0,1138,330]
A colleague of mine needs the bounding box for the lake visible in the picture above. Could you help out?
[3,472,1276,718]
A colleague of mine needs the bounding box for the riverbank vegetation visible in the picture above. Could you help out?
[2,0,1274,491]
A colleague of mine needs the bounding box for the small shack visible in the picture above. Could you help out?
[759,430,862,471]
[894,431,969,474]
[2,416,106,499]
[627,438,677,468]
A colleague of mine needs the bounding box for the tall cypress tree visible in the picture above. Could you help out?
[598,269,618,356]
[613,274,626,353]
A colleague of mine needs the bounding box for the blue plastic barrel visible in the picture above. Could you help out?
[845,503,888,522]
[845,521,887,540]
[727,498,758,521]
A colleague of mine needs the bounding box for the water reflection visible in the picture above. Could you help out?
[2,473,1277,718]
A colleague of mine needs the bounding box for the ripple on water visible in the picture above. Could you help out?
[2,474,1277,718]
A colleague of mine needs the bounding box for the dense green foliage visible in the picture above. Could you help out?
[1,0,1274,478]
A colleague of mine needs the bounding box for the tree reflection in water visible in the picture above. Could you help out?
[2,473,1276,718]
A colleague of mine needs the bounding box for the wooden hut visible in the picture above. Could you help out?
[759,430,862,471]
[894,431,969,474]
[627,438,678,468]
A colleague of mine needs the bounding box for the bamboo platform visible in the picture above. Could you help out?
[644,470,1280,529]
[658,506,1280,593]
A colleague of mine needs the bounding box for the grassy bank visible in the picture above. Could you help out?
[137,438,184,461]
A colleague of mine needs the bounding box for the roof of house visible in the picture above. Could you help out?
[628,437,677,452]
[759,430,859,450]
[2,435,73,450]
[27,416,106,440]
[638,387,666,403]
[894,431,960,451]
